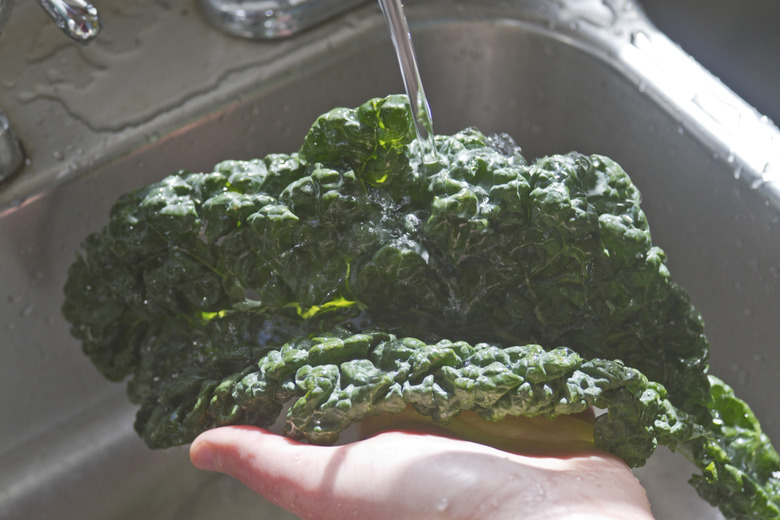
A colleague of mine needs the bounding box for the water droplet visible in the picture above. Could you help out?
[435,498,450,512]
[631,31,652,50]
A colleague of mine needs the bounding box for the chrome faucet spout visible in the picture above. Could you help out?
[0,0,101,43]
[38,0,101,43]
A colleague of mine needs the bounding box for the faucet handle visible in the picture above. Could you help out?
[38,0,101,43]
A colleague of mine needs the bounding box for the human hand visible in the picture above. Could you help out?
[190,426,654,520]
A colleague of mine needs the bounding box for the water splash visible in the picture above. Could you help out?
[377,0,437,163]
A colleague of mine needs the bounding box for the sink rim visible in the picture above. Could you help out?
[2,2,779,519]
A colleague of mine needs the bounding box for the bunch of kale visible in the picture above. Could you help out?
[63,96,779,519]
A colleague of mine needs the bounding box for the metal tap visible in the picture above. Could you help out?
[0,0,101,44]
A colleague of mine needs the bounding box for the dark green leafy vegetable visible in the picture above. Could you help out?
[63,95,779,519]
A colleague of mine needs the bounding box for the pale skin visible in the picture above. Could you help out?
[190,426,655,520]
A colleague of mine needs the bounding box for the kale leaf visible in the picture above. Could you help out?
[63,95,779,519]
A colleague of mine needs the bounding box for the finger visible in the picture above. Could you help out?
[190,426,336,518]
[190,427,448,520]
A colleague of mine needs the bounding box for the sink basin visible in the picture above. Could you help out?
[1,1,779,519]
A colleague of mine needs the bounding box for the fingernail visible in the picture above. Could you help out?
[190,442,217,472]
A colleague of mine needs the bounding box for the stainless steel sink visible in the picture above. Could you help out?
[1,1,779,519]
